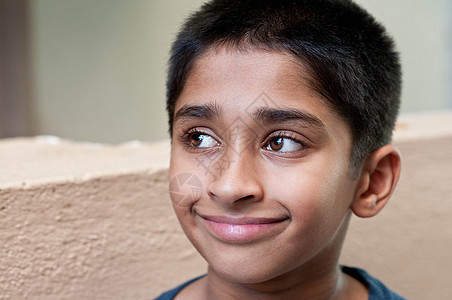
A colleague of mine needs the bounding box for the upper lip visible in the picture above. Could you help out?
[197,213,289,225]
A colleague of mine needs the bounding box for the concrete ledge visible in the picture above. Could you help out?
[394,110,452,142]
[0,137,205,299]
[0,137,170,189]
[0,111,451,299]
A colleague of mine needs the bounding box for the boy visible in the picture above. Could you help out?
[158,0,404,298]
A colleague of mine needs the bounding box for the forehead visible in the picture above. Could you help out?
[183,47,313,102]
[175,47,351,139]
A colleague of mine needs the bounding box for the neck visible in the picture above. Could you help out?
[206,265,345,299]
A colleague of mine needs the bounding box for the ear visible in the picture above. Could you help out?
[351,145,401,218]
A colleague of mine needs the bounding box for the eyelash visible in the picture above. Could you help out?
[178,128,307,154]
[179,128,220,151]
[263,131,307,152]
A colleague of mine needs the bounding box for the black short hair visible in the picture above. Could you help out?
[166,0,401,176]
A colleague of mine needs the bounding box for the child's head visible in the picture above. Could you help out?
[166,0,401,176]
[166,0,402,296]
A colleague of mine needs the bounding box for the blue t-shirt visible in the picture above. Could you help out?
[155,266,406,299]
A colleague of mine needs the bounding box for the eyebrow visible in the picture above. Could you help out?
[174,102,326,132]
[253,106,325,129]
[174,103,221,122]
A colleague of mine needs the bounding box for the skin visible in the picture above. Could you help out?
[169,47,401,299]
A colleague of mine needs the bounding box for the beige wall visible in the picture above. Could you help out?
[1,112,452,299]
[355,0,452,112]
[29,0,452,143]
[30,0,205,143]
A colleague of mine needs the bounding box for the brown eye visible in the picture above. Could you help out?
[190,133,203,147]
[188,132,219,148]
[264,136,305,153]
[269,137,284,151]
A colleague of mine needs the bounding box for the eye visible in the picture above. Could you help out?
[264,136,305,153]
[188,132,219,148]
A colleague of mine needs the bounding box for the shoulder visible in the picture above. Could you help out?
[154,275,206,300]
[342,266,406,300]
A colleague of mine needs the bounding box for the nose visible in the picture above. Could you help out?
[207,150,264,207]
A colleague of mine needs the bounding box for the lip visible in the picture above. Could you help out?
[197,213,289,243]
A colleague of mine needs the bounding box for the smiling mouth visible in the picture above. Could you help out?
[197,213,289,243]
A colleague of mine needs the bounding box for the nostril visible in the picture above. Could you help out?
[239,195,255,202]
[207,183,263,206]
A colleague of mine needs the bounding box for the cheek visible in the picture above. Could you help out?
[169,146,212,227]
[267,158,353,234]
[169,147,201,213]
[168,152,202,247]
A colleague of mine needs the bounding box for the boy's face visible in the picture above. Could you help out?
[169,48,360,283]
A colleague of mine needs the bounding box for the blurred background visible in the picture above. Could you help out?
[1,0,451,143]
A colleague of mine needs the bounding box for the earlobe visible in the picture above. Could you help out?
[351,145,402,218]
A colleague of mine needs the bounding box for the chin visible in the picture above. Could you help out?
[212,264,279,284]
[204,247,298,285]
